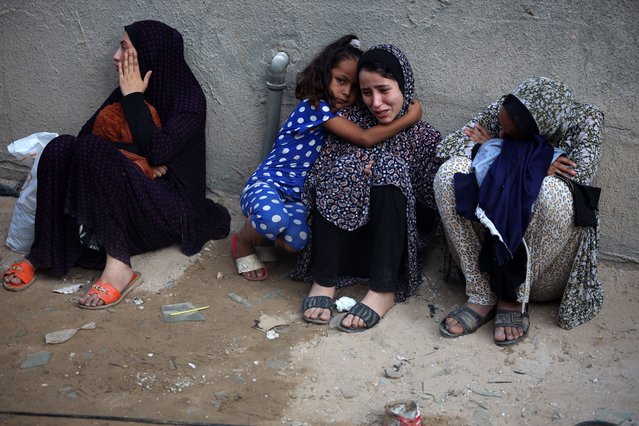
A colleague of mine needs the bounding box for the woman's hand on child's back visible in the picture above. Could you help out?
[547,156,576,177]
[119,51,152,96]
[463,123,491,144]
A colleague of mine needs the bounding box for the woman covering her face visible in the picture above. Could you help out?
[293,44,441,332]
[435,77,604,345]
[3,21,230,308]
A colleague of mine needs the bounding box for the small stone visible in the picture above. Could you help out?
[188,363,196,369]
[259,289,284,301]
[20,351,52,369]
[266,359,288,370]
[384,367,403,379]
[431,368,450,378]
[339,386,358,399]
[228,292,252,308]
[58,386,78,399]
[216,272,224,279]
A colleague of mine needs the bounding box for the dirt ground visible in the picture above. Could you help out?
[0,193,637,426]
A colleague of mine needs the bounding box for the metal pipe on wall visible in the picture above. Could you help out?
[262,52,290,158]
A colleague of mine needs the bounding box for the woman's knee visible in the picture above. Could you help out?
[534,177,574,223]
[437,156,472,179]
[39,135,77,167]
[434,157,471,195]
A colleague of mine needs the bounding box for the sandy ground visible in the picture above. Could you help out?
[0,192,637,426]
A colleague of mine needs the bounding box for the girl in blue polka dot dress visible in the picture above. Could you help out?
[233,35,422,281]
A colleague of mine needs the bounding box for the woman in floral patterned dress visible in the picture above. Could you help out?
[435,77,604,345]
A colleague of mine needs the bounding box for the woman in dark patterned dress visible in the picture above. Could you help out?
[3,20,230,308]
[292,45,441,332]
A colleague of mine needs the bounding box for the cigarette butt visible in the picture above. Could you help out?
[169,305,210,316]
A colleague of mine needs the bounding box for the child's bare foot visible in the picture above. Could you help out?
[233,234,267,280]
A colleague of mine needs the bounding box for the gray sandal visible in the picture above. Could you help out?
[439,305,496,338]
[337,302,381,333]
[493,309,529,347]
[302,295,334,325]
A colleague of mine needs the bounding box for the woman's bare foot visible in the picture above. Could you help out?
[303,283,336,322]
[443,302,495,335]
[4,258,35,286]
[494,301,526,343]
[78,255,134,307]
[340,290,395,330]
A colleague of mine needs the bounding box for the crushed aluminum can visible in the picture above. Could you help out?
[383,400,421,426]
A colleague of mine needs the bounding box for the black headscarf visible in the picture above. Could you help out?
[78,20,229,252]
[501,94,539,140]
[357,48,405,94]
[123,20,202,121]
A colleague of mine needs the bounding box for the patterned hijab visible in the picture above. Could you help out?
[124,20,203,120]
[348,44,414,126]
[511,77,575,141]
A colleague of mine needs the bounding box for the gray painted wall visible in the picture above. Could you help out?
[1,0,637,262]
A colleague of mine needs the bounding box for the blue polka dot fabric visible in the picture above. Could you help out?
[240,182,309,250]
[241,99,338,248]
[247,99,338,200]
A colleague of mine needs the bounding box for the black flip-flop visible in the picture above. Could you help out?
[302,295,334,325]
[337,302,381,333]
[439,305,496,338]
[493,308,529,347]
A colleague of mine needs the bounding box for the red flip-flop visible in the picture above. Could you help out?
[77,272,142,310]
[3,260,37,292]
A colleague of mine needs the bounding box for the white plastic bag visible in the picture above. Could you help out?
[6,132,59,253]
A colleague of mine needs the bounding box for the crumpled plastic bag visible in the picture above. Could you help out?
[45,321,96,344]
[6,132,59,253]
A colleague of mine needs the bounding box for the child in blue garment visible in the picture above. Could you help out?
[232,35,422,281]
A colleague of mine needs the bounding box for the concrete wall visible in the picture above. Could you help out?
[1,0,637,262]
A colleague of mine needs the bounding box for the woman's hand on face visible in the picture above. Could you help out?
[547,156,576,177]
[119,51,152,96]
[152,165,168,178]
[406,100,422,124]
[463,124,491,144]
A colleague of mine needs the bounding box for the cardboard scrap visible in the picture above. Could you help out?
[255,313,288,331]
